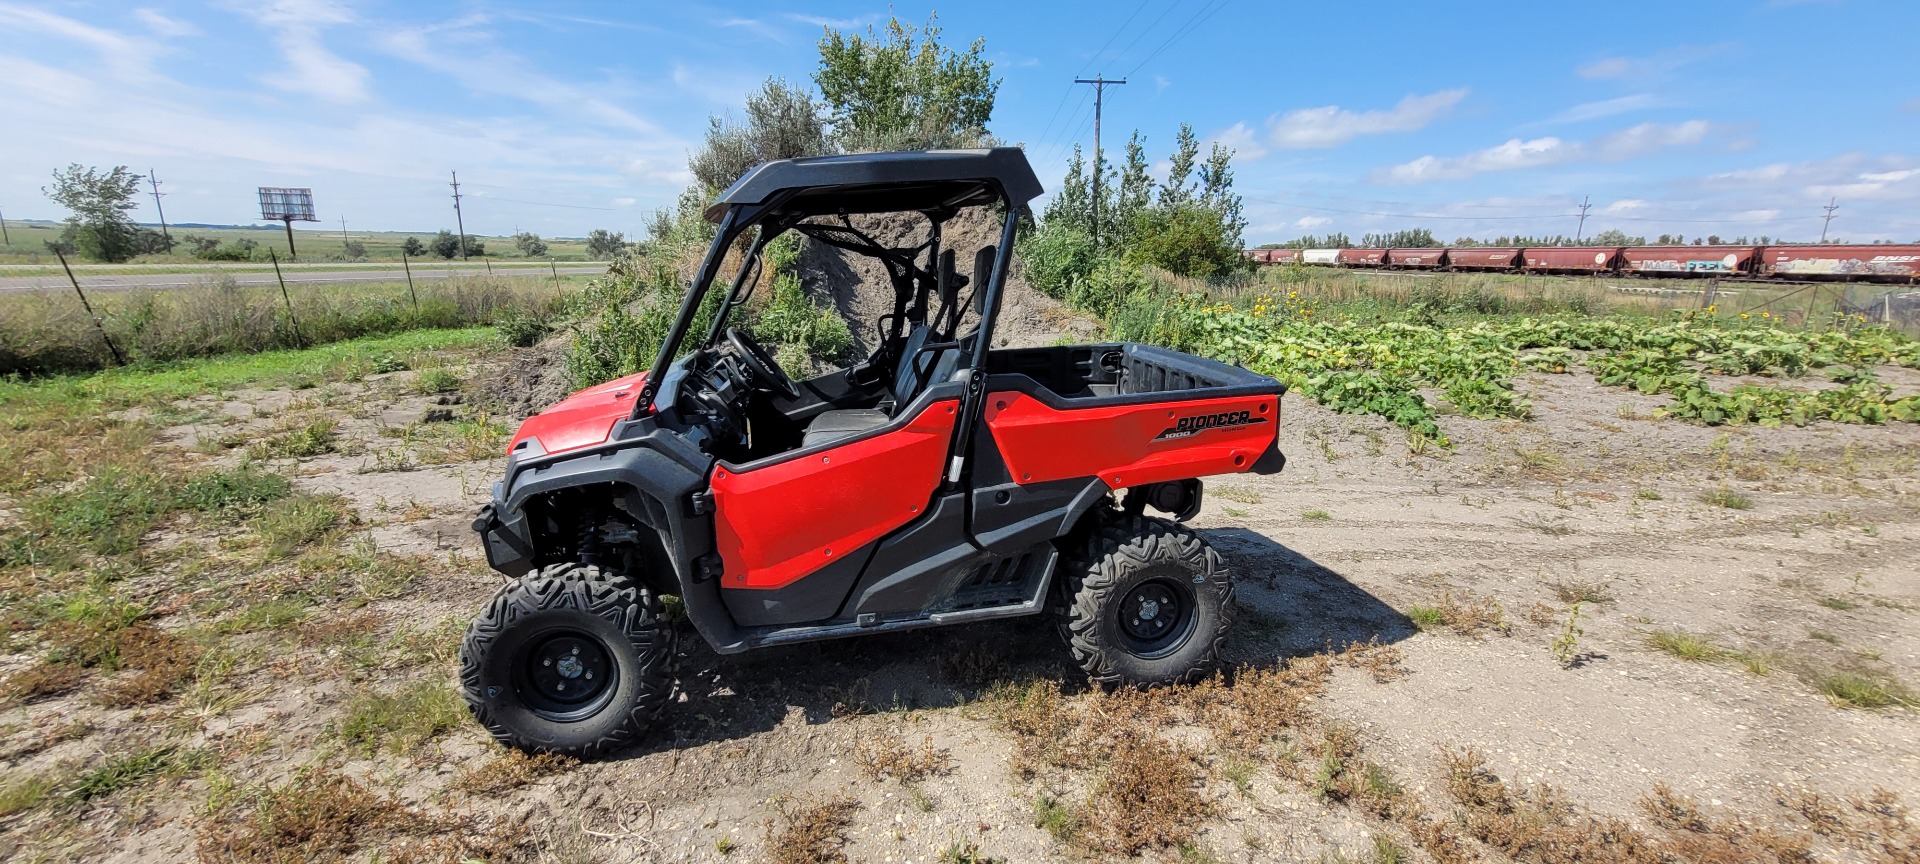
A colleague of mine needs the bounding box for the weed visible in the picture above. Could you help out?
[1407,591,1508,637]
[94,625,202,707]
[1700,487,1753,510]
[67,746,185,805]
[176,465,293,515]
[716,835,738,855]
[1647,629,1723,662]
[411,366,461,394]
[765,793,859,864]
[455,750,579,795]
[1222,754,1256,796]
[1634,488,1663,500]
[935,641,1010,687]
[337,679,466,753]
[1214,485,1263,504]
[1813,671,1918,709]
[856,732,953,783]
[1032,791,1080,842]
[1817,597,1858,611]
[1340,639,1406,683]
[1081,729,1211,855]
[1302,508,1333,521]
[1551,603,1587,668]
[1406,605,1446,631]
[2,662,85,706]
[1222,506,1249,518]
[1808,629,1840,645]
[194,768,406,862]
[1550,578,1614,605]
[255,493,351,557]
[250,417,339,460]
[1515,511,1575,536]
[939,839,1004,863]
[0,775,51,818]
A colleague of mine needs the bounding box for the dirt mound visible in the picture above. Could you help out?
[795,207,1097,354]
[479,332,577,421]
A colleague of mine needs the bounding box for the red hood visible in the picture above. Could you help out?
[508,371,648,457]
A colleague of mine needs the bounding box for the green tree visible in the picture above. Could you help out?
[402,236,425,257]
[513,231,549,257]
[813,13,998,151]
[43,164,144,262]
[1042,145,1092,233]
[1157,125,1201,210]
[429,230,461,259]
[1107,131,1153,249]
[586,229,628,258]
[690,77,829,192]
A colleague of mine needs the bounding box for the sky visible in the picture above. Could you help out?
[2,0,1917,245]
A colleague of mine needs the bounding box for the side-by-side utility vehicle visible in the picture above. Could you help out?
[463,148,1287,756]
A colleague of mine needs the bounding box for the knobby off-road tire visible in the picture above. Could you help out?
[459,563,673,758]
[1059,514,1234,686]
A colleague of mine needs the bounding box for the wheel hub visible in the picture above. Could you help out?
[518,633,616,718]
[1116,578,1194,657]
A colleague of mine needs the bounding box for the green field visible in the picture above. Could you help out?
[0,219,603,266]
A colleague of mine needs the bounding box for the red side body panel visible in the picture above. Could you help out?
[508,371,647,457]
[1337,248,1388,266]
[1618,246,1759,274]
[1524,247,1620,272]
[1387,248,1446,268]
[710,400,960,590]
[1765,245,1920,279]
[984,391,1279,489]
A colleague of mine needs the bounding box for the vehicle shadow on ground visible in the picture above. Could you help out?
[617,528,1410,760]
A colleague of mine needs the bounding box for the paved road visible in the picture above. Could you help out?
[0,265,607,294]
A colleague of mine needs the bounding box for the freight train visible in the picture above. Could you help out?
[1243,244,1920,283]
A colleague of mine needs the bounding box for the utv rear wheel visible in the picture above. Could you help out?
[1059,515,1232,686]
[459,563,673,758]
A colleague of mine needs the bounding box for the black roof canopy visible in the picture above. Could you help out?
[704,147,1044,223]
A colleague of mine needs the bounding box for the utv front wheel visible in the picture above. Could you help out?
[1060,515,1233,686]
[459,563,673,757]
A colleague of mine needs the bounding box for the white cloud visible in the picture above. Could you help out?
[135,8,199,38]
[238,0,369,104]
[377,25,669,136]
[1577,44,1724,80]
[1703,153,1920,201]
[0,3,165,80]
[1208,122,1268,161]
[1268,89,1467,149]
[1604,199,1648,214]
[1540,93,1661,125]
[784,13,880,30]
[1294,216,1331,229]
[1375,120,1716,183]
[612,197,637,207]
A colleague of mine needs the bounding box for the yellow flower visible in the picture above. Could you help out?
[1707,305,1717,313]
[1740,313,1749,319]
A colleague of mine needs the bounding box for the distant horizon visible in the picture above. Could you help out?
[3,1,1915,243]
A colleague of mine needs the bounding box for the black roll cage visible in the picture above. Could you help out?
[629,191,1025,424]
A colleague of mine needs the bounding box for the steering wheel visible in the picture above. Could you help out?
[726,327,801,400]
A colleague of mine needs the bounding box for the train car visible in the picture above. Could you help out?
[1523,247,1622,273]
[1266,248,1303,265]
[1302,249,1342,265]
[1619,246,1761,276]
[1337,248,1388,267]
[1386,248,1446,269]
[1763,245,1920,282]
[1446,248,1522,271]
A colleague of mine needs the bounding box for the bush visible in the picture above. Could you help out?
[512,232,548,258]
[341,240,367,259]
[495,310,552,348]
[1019,221,1098,302]
[585,229,627,258]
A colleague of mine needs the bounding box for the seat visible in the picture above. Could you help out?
[799,325,959,449]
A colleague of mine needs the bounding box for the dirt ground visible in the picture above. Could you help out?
[2,340,1916,863]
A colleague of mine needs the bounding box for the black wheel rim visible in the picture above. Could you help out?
[513,629,619,722]
[1115,577,1196,659]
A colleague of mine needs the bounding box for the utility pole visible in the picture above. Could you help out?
[1073,75,1126,248]
[0,203,10,246]
[450,170,468,261]
[339,215,349,248]
[1820,197,1839,243]
[147,170,171,250]
[1573,195,1592,244]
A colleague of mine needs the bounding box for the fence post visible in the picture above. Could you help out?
[402,251,418,310]
[484,256,492,276]
[549,258,558,282]
[270,250,303,347]
[56,249,126,366]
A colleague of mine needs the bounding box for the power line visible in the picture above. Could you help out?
[147,170,170,249]
[1124,0,1233,78]
[1105,1,1181,74]
[1820,197,1840,243]
[1079,0,1154,76]
[1074,76,1126,247]
[450,170,468,261]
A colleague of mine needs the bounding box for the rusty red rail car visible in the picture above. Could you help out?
[1764,245,1920,281]
[1619,246,1761,276]
[1524,247,1621,273]
[1386,248,1446,268]
[1241,243,1918,283]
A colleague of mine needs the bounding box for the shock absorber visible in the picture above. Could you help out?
[576,503,603,568]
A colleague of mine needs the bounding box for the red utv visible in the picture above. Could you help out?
[463,148,1286,756]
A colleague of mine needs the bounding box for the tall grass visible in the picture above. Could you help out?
[0,276,571,376]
